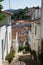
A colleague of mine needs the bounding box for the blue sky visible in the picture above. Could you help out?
[2,0,41,10]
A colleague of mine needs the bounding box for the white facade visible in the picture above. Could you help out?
[0,11,13,65]
[32,7,41,20]
[41,0,43,39]
[40,0,43,52]
[7,25,12,53]
[28,31,32,48]
[31,7,41,55]
[0,25,12,65]
[12,32,19,52]
[31,21,41,55]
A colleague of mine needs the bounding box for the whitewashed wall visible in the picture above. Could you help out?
[12,39,16,51]
[0,25,12,65]
[0,26,6,65]
[0,28,3,65]
[32,8,41,20]
[1,26,6,59]
[7,25,12,53]
[41,0,43,39]
[28,31,32,48]
[12,32,19,52]
[31,22,41,55]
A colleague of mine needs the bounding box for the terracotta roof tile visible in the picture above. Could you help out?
[12,20,32,43]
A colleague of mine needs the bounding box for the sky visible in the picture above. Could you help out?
[1,0,41,10]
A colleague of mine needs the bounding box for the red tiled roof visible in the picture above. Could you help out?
[12,20,32,43]
[1,11,13,15]
[13,20,32,24]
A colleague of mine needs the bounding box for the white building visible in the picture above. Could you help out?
[41,0,43,52]
[0,11,13,65]
[31,19,41,55]
[32,7,41,20]
[31,7,41,55]
[28,31,32,47]
[12,32,19,52]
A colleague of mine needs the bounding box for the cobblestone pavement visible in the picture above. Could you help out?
[10,59,41,65]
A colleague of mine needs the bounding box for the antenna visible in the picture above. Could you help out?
[9,0,10,9]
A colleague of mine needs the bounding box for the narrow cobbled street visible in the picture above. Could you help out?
[10,59,41,65]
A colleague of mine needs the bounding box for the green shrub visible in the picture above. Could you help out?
[38,52,43,65]
[18,46,24,52]
[24,37,31,52]
[24,45,31,52]
[31,50,37,60]
[5,49,15,64]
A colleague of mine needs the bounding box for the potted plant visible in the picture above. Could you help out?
[5,48,15,64]
[18,45,24,52]
[23,37,31,54]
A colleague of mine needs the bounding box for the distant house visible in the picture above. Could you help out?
[32,6,41,20]
[0,11,13,65]
[12,20,32,52]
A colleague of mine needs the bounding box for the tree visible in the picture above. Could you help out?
[0,0,6,22]
[0,0,4,2]
[0,0,4,11]
[11,9,31,21]
[0,4,3,11]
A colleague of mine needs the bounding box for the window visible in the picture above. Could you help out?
[32,23,34,29]
[9,32,11,40]
[1,40,4,60]
[35,25,37,35]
